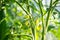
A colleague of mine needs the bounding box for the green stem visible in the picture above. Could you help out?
[30,19,35,40]
[13,34,32,39]
[15,1,29,15]
[0,18,5,24]
[26,1,36,40]
[38,0,44,40]
[53,0,59,5]
[46,0,52,27]
[46,0,59,32]
[15,1,35,40]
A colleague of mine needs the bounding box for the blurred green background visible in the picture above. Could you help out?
[0,0,60,40]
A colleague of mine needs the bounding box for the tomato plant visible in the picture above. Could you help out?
[0,0,60,40]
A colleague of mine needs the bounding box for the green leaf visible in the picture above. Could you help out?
[47,25,55,32]
[0,9,9,40]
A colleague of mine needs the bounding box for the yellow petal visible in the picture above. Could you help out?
[36,24,42,31]
[25,21,29,25]
[24,15,29,19]
[35,18,39,25]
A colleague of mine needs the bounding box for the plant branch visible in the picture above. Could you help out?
[13,34,33,39]
[45,0,59,33]
[15,1,35,40]
[46,0,59,27]
[46,0,52,27]
[0,18,6,24]
[38,0,44,40]
[53,0,59,5]
[15,1,29,15]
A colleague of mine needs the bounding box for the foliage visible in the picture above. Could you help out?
[0,0,60,40]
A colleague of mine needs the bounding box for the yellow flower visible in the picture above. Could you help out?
[36,18,39,25]
[36,24,42,31]
[24,15,29,19]
[17,12,23,16]
[25,21,29,25]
